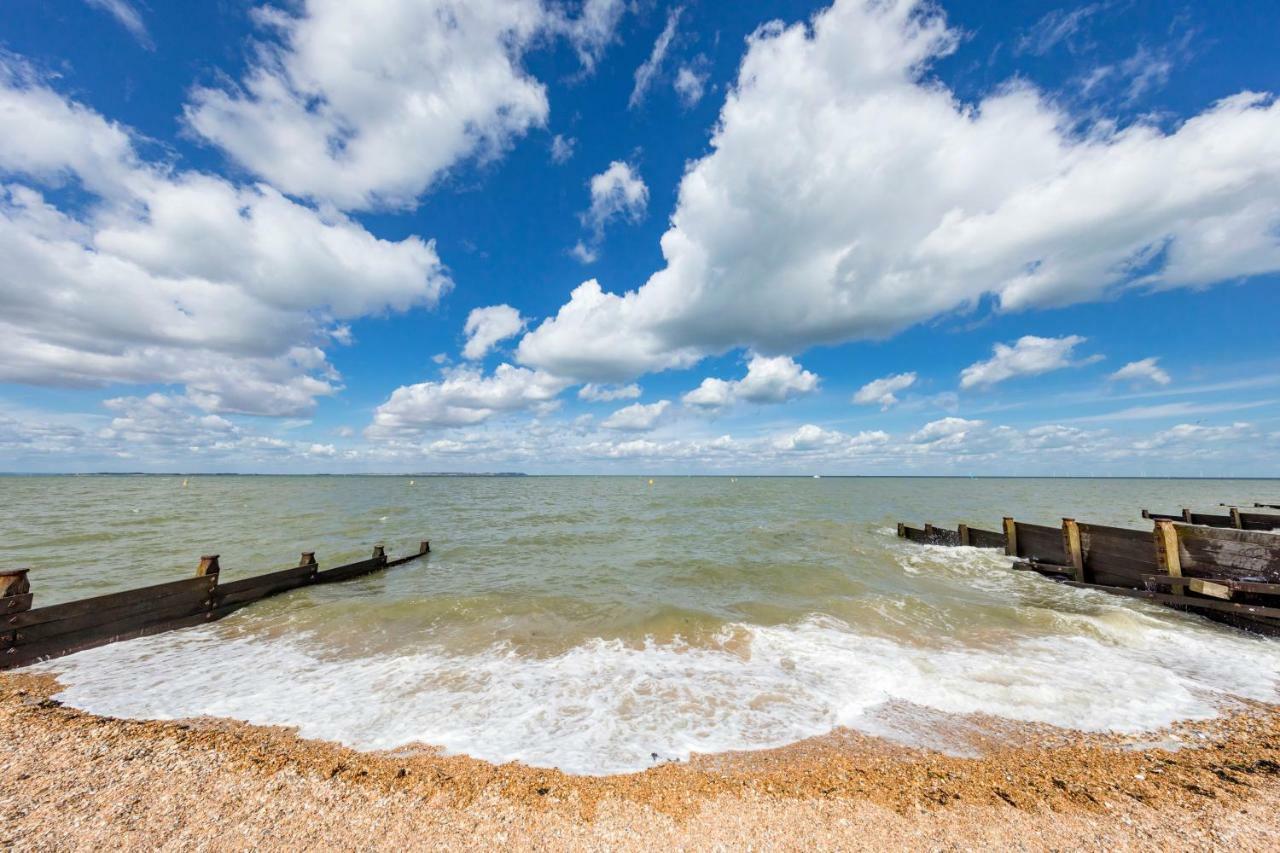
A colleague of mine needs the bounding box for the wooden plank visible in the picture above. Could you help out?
[7,579,214,645]
[2,593,34,617]
[1189,512,1235,527]
[314,557,386,584]
[8,576,213,629]
[1175,524,1280,581]
[3,609,218,670]
[968,527,1007,550]
[1189,579,1233,600]
[1003,517,1017,557]
[958,524,971,546]
[1143,575,1280,594]
[1155,520,1182,578]
[215,564,316,608]
[1062,581,1280,620]
[7,576,216,630]
[901,525,930,544]
[1142,510,1182,521]
[1239,512,1280,530]
[5,584,212,645]
[1062,519,1085,583]
[1014,522,1067,564]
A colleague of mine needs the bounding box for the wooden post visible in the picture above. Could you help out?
[1003,517,1017,557]
[1155,520,1182,578]
[1230,508,1243,529]
[300,551,318,577]
[924,523,935,539]
[1062,519,1085,583]
[372,544,386,562]
[896,523,905,538]
[1141,509,1151,519]
[419,540,431,554]
[196,555,221,577]
[957,524,971,546]
[1182,508,1194,523]
[0,569,30,599]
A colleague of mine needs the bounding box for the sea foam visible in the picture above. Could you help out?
[38,602,1280,775]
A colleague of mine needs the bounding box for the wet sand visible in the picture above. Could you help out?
[3,672,1280,851]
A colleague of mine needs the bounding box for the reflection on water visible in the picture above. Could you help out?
[8,475,1280,773]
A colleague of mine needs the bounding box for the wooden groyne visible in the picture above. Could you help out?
[897,514,1280,636]
[1141,506,1280,531]
[1,539,430,671]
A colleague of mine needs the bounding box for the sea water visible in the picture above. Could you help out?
[5,475,1280,774]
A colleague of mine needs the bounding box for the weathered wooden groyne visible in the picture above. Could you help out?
[1,539,430,671]
[897,514,1280,636]
[1141,507,1280,531]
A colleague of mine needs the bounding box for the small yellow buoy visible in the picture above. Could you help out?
[181,478,188,488]
[648,479,654,486]
[409,480,415,486]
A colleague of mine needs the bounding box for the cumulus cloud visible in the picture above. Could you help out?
[0,60,448,416]
[1110,356,1171,386]
[584,161,648,233]
[772,423,889,452]
[368,364,570,434]
[683,354,819,409]
[573,161,648,263]
[579,383,642,402]
[519,0,1280,382]
[910,416,986,444]
[852,372,917,409]
[629,7,682,109]
[601,400,671,431]
[960,335,1097,389]
[186,0,550,210]
[462,305,526,360]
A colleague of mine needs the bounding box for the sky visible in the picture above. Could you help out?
[0,0,1278,475]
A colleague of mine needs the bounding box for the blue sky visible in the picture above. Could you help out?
[1,0,1278,474]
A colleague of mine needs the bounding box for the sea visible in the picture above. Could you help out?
[6,474,1280,774]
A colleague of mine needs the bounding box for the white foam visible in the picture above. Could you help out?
[38,608,1280,775]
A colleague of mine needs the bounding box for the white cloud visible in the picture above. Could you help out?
[584,161,648,233]
[683,354,819,409]
[368,364,570,434]
[1015,4,1105,57]
[629,7,682,109]
[0,62,448,416]
[579,383,642,402]
[550,134,576,164]
[462,305,526,360]
[601,400,671,431]
[852,371,917,409]
[1073,400,1271,423]
[960,335,1096,389]
[772,423,889,452]
[1110,356,1171,386]
[910,416,986,444]
[85,0,153,49]
[518,0,1280,382]
[573,161,648,262]
[557,0,630,72]
[569,241,598,264]
[673,64,707,107]
[186,0,550,210]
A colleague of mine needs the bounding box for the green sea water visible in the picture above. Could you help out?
[8,475,1280,774]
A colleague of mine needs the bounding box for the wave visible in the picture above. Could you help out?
[39,605,1280,775]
